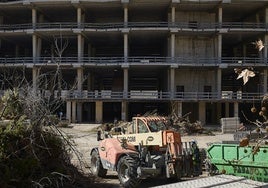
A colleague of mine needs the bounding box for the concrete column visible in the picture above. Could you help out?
[264,69,268,93]
[171,6,175,23]
[32,8,37,28]
[177,101,182,117]
[72,101,77,123]
[265,8,268,23]
[77,68,83,91]
[170,68,175,98]
[95,101,103,123]
[77,7,82,24]
[217,68,222,99]
[218,34,222,58]
[199,102,206,125]
[218,6,222,23]
[121,101,128,121]
[37,37,42,58]
[32,34,37,61]
[78,34,84,62]
[225,102,229,117]
[32,67,38,91]
[124,7,128,24]
[234,102,239,117]
[123,68,128,98]
[77,102,83,123]
[124,33,128,58]
[217,103,221,124]
[66,101,71,123]
[171,34,175,58]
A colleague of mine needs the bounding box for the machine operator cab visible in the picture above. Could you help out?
[127,116,169,134]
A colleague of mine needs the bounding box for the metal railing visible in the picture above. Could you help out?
[0,89,263,101]
[63,90,263,101]
[0,22,267,31]
[0,56,266,66]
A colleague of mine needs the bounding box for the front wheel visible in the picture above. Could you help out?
[90,150,107,177]
[117,156,141,188]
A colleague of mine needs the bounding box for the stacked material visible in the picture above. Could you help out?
[221,117,240,133]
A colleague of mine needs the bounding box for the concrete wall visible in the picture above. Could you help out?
[175,69,216,92]
[175,36,217,58]
[175,11,216,22]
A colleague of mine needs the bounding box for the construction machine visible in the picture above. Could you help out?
[90,116,201,187]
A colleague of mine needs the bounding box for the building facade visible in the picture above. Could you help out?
[0,0,267,125]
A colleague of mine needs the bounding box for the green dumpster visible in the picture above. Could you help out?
[207,143,268,182]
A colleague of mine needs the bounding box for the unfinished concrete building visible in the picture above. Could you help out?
[0,0,268,125]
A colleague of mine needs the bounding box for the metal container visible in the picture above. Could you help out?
[207,143,268,182]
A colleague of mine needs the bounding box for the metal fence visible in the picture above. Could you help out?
[0,56,266,66]
[63,90,263,101]
[0,22,267,31]
[0,89,263,101]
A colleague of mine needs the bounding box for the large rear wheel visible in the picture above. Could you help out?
[117,156,141,188]
[91,150,107,177]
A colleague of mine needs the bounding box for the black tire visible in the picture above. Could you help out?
[91,150,107,177]
[117,156,141,188]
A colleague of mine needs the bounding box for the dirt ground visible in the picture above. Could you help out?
[60,124,234,188]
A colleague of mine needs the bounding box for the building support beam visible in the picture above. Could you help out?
[171,6,175,22]
[265,7,268,23]
[199,102,206,125]
[123,33,128,59]
[217,68,222,99]
[32,67,39,91]
[174,101,182,118]
[78,34,84,62]
[218,34,222,59]
[72,101,77,123]
[77,67,83,91]
[217,103,221,124]
[171,34,175,58]
[32,8,37,27]
[124,6,128,25]
[123,68,128,98]
[37,37,42,58]
[121,101,128,121]
[95,101,103,123]
[66,101,71,123]
[32,34,37,61]
[77,7,82,24]
[234,102,239,117]
[77,102,82,123]
[218,6,222,23]
[170,68,175,99]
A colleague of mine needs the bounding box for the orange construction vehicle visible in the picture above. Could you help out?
[90,116,201,187]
